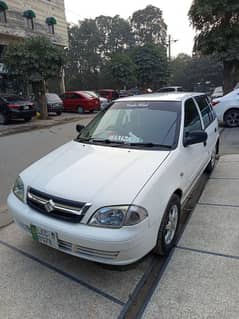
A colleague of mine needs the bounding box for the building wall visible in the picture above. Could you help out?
[0,0,68,47]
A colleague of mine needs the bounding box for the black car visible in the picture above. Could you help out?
[0,95,35,125]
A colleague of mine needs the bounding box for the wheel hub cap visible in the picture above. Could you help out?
[164,205,178,245]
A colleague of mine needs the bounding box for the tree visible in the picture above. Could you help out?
[130,5,167,46]
[130,44,169,89]
[4,36,64,119]
[189,0,239,93]
[170,53,223,91]
[106,53,136,88]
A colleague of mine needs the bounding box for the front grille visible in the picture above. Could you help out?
[27,188,91,223]
[58,239,119,260]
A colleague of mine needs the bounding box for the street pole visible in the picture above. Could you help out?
[168,35,171,62]
[167,35,178,61]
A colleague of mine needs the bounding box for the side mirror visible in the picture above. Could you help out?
[76,124,85,133]
[184,130,208,147]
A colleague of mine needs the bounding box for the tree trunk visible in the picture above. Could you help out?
[39,80,48,120]
[223,60,239,94]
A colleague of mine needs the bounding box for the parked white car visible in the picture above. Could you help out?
[211,86,223,99]
[212,88,239,127]
[8,93,219,265]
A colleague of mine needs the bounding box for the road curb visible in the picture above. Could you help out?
[0,116,82,137]
[0,206,13,228]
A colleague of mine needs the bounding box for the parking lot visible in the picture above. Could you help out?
[0,124,239,319]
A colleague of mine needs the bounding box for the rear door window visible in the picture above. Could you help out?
[195,95,214,128]
[184,98,202,134]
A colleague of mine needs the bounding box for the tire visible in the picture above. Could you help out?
[224,109,239,127]
[56,111,62,116]
[24,116,32,122]
[0,113,9,125]
[205,145,217,173]
[153,194,181,256]
[77,106,84,114]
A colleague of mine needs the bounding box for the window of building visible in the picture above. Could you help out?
[0,1,8,23]
[23,10,36,30]
[46,16,57,34]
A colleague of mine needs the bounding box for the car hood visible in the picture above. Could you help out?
[21,141,170,205]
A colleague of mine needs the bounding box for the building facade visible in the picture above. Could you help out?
[0,0,68,48]
[0,0,68,93]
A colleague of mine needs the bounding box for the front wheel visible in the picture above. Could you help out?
[153,194,181,256]
[0,113,9,125]
[224,109,239,127]
[205,146,217,173]
[77,106,84,114]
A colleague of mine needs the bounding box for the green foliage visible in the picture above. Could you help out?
[66,5,169,90]
[189,0,239,61]
[170,54,223,91]
[130,44,169,88]
[131,5,167,46]
[4,36,65,81]
[106,53,136,88]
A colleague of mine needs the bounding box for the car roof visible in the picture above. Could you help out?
[116,92,206,102]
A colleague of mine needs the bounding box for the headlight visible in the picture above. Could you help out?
[13,176,25,202]
[88,205,148,228]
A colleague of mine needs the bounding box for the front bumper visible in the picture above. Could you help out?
[7,193,155,265]
[9,109,36,119]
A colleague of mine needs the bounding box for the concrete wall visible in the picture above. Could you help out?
[0,0,68,47]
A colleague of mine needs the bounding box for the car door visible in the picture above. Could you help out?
[194,95,218,157]
[179,98,208,197]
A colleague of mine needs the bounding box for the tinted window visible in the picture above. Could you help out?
[46,94,62,103]
[78,101,181,149]
[158,88,175,93]
[195,95,214,128]
[184,98,202,133]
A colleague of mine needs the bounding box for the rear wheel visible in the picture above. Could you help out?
[153,194,181,256]
[0,113,9,125]
[224,109,239,127]
[77,106,84,114]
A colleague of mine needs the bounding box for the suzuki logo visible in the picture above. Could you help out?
[45,199,55,213]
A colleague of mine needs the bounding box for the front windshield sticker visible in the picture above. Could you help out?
[126,103,149,108]
[109,132,143,143]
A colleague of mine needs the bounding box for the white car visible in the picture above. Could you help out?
[211,86,223,99]
[8,93,219,265]
[212,88,239,127]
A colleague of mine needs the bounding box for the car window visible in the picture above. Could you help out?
[78,101,181,149]
[184,98,202,134]
[46,94,62,103]
[195,95,214,128]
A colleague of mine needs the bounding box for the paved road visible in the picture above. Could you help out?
[0,124,237,319]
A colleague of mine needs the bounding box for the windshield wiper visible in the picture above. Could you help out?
[126,142,172,149]
[89,138,125,145]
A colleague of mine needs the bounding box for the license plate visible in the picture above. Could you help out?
[30,225,58,248]
[23,105,29,110]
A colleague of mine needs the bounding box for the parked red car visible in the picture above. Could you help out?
[98,89,119,101]
[61,91,100,113]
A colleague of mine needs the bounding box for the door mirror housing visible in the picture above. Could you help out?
[184,130,208,147]
[76,124,85,133]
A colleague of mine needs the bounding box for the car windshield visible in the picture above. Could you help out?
[46,94,62,103]
[77,101,181,149]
